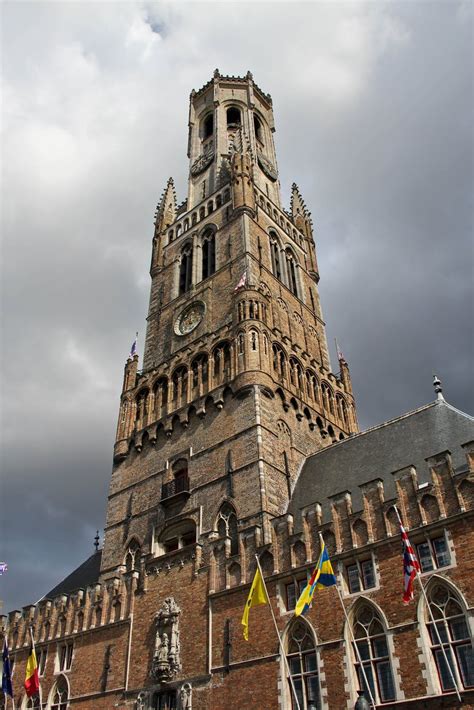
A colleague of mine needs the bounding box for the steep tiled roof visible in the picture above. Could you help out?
[287,400,474,529]
[43,551,102,599]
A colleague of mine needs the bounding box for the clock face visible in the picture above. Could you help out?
[257,150,278,182]
[190,151,214,177]
[175,302,205,336]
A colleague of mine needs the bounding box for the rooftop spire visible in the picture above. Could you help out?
[94,530,100,552]
[433,374,445,401]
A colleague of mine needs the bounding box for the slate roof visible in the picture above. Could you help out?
[287,399,474,531]
[43,550,102,600]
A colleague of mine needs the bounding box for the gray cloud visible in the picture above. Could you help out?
[1,1,472,612]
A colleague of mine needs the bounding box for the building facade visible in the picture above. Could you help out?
[2,71,473,710]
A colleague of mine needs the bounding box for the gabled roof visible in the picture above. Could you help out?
[287,400,473,530]
[43,550,102,600]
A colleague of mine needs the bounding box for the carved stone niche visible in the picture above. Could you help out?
[179,682,192,710]
[136,691,150,710]
[151,597,182,682]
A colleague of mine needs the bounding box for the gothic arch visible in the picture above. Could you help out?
[47,673,70,710]
[417,575,474,694]
[216,502,239,556]
[281,617,322,710]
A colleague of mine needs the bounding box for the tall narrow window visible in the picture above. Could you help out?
[179,244,193,295]
[286,249,299,297]
[425,582,474,691]
[254,114,264,144]
[269,232,281,279]
[217,503,239,556]
[286,619,321,710]
[352,604,396,704]
[203,113,214,139]
[202,229,216,280]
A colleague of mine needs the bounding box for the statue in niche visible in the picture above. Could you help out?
[136,691,149,710]
[151,597,182,681]
[179,683,192,710]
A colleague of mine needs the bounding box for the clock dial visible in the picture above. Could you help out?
[190,151,214,177]
[257,150,278,181]
[175,302,205,335]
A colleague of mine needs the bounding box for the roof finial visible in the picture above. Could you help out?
[94,530,100,552]
[433,374,444,401]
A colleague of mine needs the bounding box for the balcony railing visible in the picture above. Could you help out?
[161,475,190,504]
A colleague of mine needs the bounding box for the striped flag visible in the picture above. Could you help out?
[399,521,420,604]
[24,630,40,698]
[295,540,336,617]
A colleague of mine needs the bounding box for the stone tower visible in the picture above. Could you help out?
[104,70,358,577]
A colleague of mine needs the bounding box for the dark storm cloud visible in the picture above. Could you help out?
[1,1,472,612]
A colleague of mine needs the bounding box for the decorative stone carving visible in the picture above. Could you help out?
[136,690,149,709]
[179,682,192,709]
[151,597,182,681]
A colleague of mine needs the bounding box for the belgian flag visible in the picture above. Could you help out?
[24,630,40,698]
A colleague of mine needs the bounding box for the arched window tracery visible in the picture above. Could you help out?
[352,603,396,704]
[289,358,303,390]
[424,581,474,692]
[125,539,141,573]
[50,674,69,710]
[285,619,321,710]
[191,354,209,391]
[216,503,239,556]
[272,343,286,380]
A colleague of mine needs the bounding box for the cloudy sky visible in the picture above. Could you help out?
[1,1,472,613]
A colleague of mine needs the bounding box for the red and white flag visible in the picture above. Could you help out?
[234,270,247,291]
[399,520,420,604]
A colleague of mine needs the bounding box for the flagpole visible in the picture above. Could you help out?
[254,555,302,710]
[393,508,462,703]
[28,625,43,709]
[314,533,376,709]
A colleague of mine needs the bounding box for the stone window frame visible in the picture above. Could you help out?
[343,598,402,707]
[340,551,379,598]
[48,673,70,710]
[153,519,197,557]
[413,530,455,575]
[55,641,74,674]
[416,575,474,697]
[279,616,326,710]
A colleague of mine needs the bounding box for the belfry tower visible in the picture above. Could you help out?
[105,69,358,576]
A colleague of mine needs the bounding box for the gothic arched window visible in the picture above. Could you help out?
[286,248,299,297]
[272,343,286,380]
[352,603,396,704]
[125,539,141,573]
[269,231,281,280]
[179,243,193,295]
[202,229,216,280]
[50,675,69,710]
[217,503,238,556]
[424,581,474,692]
[286,619,321,710]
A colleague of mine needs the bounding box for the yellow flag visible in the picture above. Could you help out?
[241,567,268,641]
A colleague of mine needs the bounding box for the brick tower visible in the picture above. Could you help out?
[106,69,358,576]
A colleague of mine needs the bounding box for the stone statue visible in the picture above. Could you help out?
[179,683,192,710]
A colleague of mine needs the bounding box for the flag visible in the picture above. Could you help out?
[2,638,13,698]
[295,541,336,617]
[335,338,346,363]
[399,521,420,604]
[24,633,40,698]
[241,567,268,641]
[128,332,138,359]
[234,270,247,291]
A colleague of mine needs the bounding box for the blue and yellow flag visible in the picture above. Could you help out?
[295,542,336,616]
